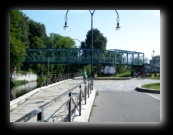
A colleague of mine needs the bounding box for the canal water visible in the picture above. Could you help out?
[10,81,38,101]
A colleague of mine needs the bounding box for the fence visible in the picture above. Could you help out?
[38,72,81,87]
[15,77,93,122]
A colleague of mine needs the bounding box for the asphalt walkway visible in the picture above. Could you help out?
[88,78,160,122]
[88,91,160,122]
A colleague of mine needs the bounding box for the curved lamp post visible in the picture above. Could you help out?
[73,38,81,73]
[153,50,155,64]
[153,50,156,76]
[63,10,120,80]
[72,38,81,48]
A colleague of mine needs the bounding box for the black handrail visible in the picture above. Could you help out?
[15,77,93,122]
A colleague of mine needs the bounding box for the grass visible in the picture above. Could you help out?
[97,71,131,78]
[150,73,160,79]
[10,79,28,87]
[141,83,160,90]
[92,104,97,107]
[116,71,131,77]
[95,71,131,80]
[96,91,99,96]
[96,71,160,80]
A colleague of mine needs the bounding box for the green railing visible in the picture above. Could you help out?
[23,48,144,66]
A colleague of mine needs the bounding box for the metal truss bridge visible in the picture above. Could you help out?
[23,48,144,66]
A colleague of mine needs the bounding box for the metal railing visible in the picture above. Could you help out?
[38,72,81,87]
[15,77,93,122]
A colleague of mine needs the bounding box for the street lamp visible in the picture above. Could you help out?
[63,10,120,83]
[46,43,52,85]
[73,39,81,73]
[73,39,81,48]
[153,50,156,76]
[115,10,121,30]
[153,50,155,64]
[73,38,81,59]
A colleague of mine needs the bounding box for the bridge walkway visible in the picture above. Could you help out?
[10,77,84,122]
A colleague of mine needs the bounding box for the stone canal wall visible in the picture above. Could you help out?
[11,73,37,81]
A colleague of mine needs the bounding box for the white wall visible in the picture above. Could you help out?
[11,73,37,81]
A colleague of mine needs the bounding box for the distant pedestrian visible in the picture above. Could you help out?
[140,70,145,79]
[82,68,87,81]
[154,72,158,79]
[131,69,134,78]
[134,70,138,78]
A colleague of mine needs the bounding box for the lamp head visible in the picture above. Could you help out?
[116,22,120,30]
[63,21,68,30]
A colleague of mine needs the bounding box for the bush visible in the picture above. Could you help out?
[37,76,46,87]
[10,79,28,87]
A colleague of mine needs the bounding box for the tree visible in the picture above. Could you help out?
[23,18,48,74]
[85,28,107,52]
[80,29,108,72]
[10,35,26,69]
[28,20,48,48]
[30,36,45,48]
[10,10,27,72]
[48,33,79,74]
[49,33,76,49]
[144,57,149,64]
[24,36,46,75]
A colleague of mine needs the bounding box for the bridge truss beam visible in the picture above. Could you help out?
[23,48,144,66]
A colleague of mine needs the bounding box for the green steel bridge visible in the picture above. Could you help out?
[23,48,144,66]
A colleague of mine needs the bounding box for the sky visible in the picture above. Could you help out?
[21,10,160,60]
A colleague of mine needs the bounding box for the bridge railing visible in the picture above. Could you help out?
[15,77,93,122]
[23,48,144,65]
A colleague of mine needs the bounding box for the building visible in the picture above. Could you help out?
[149,55,160,67]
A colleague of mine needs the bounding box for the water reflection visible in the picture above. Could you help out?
[10,81,37,101]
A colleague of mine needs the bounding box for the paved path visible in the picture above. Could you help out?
[10,78,84,122]
[89,78,160,122]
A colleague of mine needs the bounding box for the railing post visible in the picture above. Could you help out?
[84,81,87,105]
[92,77,94,90]
[79,85,82,116]
[68,92,72,122]
[90,77,93,93]
[88,80,90,98]
[37,111,44,122]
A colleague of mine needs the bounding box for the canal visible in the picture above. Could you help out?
[10,81,38,101]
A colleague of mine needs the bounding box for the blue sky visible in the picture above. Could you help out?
[21,10,160,60]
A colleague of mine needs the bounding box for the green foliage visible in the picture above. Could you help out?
[151,73,160,79]
[144,57,149,64]
[28,20,48,46]
[81,28,107,62]
[10,10,81,75]
[10,10,27,68]
[10,79,28,87]
[116,65,126,74]
[37,76,46,87]
[49,33,76,49]
[30,36,45,48]
[141,83,160,90]
[85,28,107,52]
[10,10,23,39]
[116,71,131,77]
[96,91,99,96]
[10,35,26,67]
[52,64,66,74]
